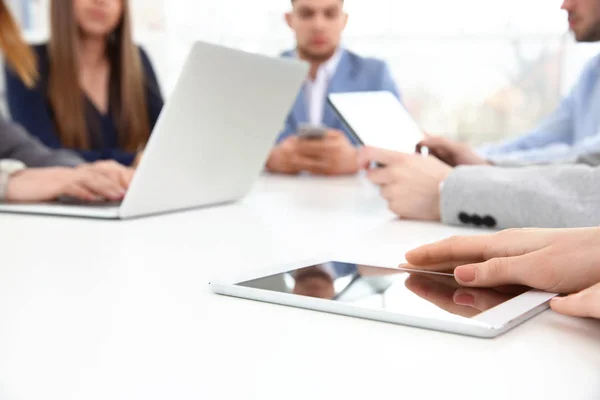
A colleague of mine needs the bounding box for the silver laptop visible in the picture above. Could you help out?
[0,41,308,219]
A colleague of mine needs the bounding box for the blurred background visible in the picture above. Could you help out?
[3,0,600,145]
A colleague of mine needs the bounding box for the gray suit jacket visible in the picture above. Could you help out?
[0,114,83,168]
[441,163,600,229]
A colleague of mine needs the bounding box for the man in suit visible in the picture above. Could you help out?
[357,0,600,230]
[0,116,132,202]
[266,0,401,176]
[416,0,600,165]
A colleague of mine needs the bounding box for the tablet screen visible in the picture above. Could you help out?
[328,91,424,153]
[237,263,526,321]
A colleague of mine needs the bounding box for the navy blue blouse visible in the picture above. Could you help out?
[5,44,164,166]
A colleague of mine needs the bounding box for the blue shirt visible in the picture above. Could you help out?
[278,49,402,145]
[5,44,164,166]
[479,53,600,163]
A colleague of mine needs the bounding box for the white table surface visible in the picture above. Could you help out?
[0,174,598,400]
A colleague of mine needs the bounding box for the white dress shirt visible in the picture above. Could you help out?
[303,49,343,126]
[0,159,26,201]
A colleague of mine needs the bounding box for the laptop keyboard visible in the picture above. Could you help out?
[56,196,122,208]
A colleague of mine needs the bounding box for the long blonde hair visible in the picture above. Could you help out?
[48,0,150,151]
[0,0,38,88]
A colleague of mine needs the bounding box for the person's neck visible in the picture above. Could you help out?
[297,48,338,81]
[78,35,108,68]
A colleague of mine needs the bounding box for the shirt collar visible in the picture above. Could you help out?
[296,48,344,81]
[322,48,343,78]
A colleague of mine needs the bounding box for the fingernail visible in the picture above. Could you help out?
[454,292,475,306]
[455,266,476,283]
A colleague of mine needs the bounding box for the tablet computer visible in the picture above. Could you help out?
[328,91,424,152]
[210,260,557,338]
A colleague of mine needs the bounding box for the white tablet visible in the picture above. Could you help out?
[328,91,424,152]
[210,260,557,338]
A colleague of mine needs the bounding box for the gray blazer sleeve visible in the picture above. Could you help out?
[576,151,600,166]
[0,115,83,168]
[441,164,600,229]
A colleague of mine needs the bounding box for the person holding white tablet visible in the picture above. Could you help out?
[401,227,600,320]
[266,0,401,176]
[413,0,600,166]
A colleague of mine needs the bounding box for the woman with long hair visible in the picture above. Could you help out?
[5,0,163,166]
[0,0,132,203]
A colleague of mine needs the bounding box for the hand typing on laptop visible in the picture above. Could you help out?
[267,129,359,176]
[78,160,135,188]
[5,161,133,203]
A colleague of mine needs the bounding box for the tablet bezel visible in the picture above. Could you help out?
[210,258,557,338]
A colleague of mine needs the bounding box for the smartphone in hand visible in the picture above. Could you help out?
[298,124,327,140]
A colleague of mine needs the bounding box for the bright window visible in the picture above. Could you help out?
[8,0,599,144]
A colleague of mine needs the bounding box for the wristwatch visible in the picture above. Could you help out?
[0,159,27,201]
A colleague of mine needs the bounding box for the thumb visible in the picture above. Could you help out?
[357,147,370,169]
[551,283,600,319]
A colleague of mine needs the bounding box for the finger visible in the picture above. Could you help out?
[294,156,330,175]
[417,136,450,150]
[417,137,438,148]
[429,148,454,165]
[121,169,134,187]
[324,129,345,140]
[416,138,456,163]
[379,184,400,202]
[296,140,330,156]
[110,170,131,189]
[551,283,600,319]
[452,251,544,288]
[357,147,371,169]
[63,183,98,202]
[367,166,401,186]
[405,235,494,266]
[96,168,123,187]
[398,261,476,273]
[405,231,541,266]
[91,161,131,188]
[78,172,125,200]
[360,146,406,166]
[453,287,515,312]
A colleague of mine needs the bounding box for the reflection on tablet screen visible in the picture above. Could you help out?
[237,263,527,322]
